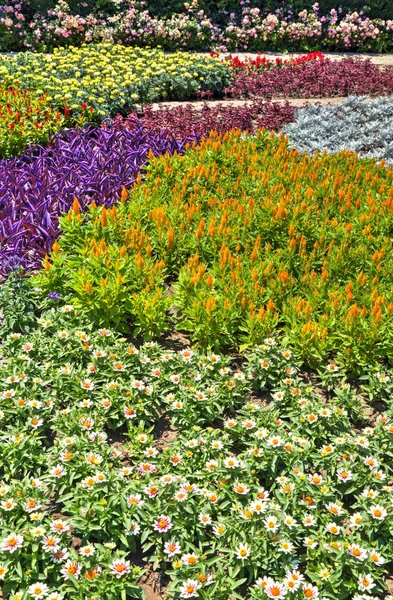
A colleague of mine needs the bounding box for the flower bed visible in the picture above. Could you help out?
[0,45,231,117]
[0,84,93,159]
[284,95,393,164]
[34,131,393,370]
[1,1,393,53]
[223,51,325,72]
[0,124,191,274]
[226,56,393,99]
[112,100,296,140]
[0,279,392,599]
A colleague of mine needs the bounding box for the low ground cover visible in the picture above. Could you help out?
[284,95,393,165]
[35,131,393,370]
[0,277,392,599]
[0,45,231,117]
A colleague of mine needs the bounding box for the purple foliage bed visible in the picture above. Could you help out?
[0,123,190,274]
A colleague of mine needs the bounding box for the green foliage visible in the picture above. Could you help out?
[0,270,37,336]
[143,0,393,21]
[21,0,393,19]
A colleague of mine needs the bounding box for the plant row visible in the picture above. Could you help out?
[0,51,321,160]
[0,279,392,599]
[225,56,393,98]
[0,45,231,118]
[0,85,94,160]
[1,0,393,52]
[0,124,190,273]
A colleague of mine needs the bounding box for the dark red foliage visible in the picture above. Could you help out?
[225,57,393,99]
[110,100,296,140]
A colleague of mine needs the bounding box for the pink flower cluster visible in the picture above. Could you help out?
[1,0,393,52]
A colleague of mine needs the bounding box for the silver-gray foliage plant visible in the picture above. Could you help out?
[283,95,393,165]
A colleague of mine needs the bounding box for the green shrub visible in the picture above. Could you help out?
[23,0,393,21]
[143,0,393,21]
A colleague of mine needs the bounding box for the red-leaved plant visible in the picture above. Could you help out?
[110,100,296,140]
[225,57,393,98]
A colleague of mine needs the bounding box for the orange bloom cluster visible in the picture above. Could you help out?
[39,130,393,369]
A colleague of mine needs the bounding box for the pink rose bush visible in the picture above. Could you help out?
[1,0,393,52]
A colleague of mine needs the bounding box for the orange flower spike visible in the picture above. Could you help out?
[52,240,60,254]
[206,274,213,289]
[196,219,205,240]
[267,299,275,311]
[289,237,296,250]
[205,297,216,313]
[85,281,93,294]
[120,187,128,203]
[135,254,144,269]
[167,228,175,250]
[72,196,80,215]
[90,200,97,210]
[101,207,108,228]
[119,245,127,259]
[347,304,360,319]
[44,255,51,270]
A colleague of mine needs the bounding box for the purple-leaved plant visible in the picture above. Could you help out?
[0,123,192,274]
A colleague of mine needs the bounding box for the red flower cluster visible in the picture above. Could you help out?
[227,51,325,72]
[0,84,93,159]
